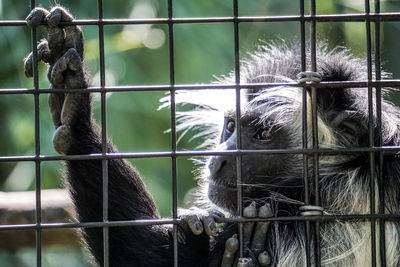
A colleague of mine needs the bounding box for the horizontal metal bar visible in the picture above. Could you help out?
[3,13,400,27]
[1,146,400,162]
[2,80,400,95]
[0,219,180,231]
[1,213,400,231]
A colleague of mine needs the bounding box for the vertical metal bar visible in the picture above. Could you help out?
[34,82,42,267]
[29,1,42,266]
[365,1,377,266]
[300,1,311,266]
[233,0,244,258]
[300,2,307,73]
[167,0,179,266]
[97,0,109,265]
[374,0,386,266]
[309,0,321,266]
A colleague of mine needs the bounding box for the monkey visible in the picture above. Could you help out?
[23,6,400,267]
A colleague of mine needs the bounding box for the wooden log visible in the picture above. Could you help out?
[0,189,81,249]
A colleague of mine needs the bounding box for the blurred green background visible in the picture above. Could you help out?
[1,0,400,266]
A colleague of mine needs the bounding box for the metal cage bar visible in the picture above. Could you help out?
[309,0,322,266]
[166,0,179,266]
[4,79,400,94]
[233,0,245,259]
[27,0,42,266]
[2,212,400,232]
[95,0,110,266]
[2,145,400,163]
[365,1,378,266]
[6,12,400,27]
[373,2,387,267]
[299,0,312,266]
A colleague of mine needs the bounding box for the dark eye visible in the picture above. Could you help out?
[254,128,272,141]
[226,120,235,133]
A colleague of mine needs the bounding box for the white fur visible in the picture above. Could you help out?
[160,44,400,266]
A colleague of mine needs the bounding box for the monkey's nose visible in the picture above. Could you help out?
[208,156,227,177]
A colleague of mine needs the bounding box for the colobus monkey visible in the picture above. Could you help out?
[24,6,400,267]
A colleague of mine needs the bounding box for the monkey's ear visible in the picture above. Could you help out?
[313,87,369,146]
[311,87,351,113]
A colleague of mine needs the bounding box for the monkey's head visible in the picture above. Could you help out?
[205,88,304,212]
[168,43,399,214]
[204,84,374,213]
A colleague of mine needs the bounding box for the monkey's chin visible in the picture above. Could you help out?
[207,180,237,212]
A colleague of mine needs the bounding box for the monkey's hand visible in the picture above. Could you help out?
[175,207,225,244]
[221,202,273,267]
[24,6,89,155]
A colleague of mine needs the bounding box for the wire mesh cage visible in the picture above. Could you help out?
[1,0,400,266]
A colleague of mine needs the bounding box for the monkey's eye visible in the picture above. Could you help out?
[254,128,272,142]
[226,120,236,133]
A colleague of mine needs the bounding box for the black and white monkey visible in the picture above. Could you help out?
[23,6,400,267]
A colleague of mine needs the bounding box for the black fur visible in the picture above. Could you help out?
[63,44,400,266]
[64,99,211,266]
[24,7,400,265]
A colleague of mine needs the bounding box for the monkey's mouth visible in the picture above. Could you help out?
[208,179,237,190]
[207,179,237,211]
[208,177,257,212]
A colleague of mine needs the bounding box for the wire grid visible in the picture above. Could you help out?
[0,0,400,266]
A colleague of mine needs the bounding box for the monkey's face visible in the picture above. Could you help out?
[206,108,298,212]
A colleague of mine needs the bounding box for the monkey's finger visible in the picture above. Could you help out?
[258,251,271,266]
[48,88,65,128]
[26,7,50,28]
[177,227,187,245]
[200,215,217,236]
[250,203,272,257]
[210,209,225,223]
[24,40,51,77]
[25,7,67,64]
[46,6,73,27]
[49,48,87,88]
[243,201,257,248]
[52,124,73,155]
[49,50,70,86]
[237,257,255,267]
[167,225,187,245]
[221,234,239,267]
[48,48,87,128]
[180,214,203,236]
[46,6,84,59]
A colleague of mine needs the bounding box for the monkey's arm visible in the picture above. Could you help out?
[24,7,209,266]
[65,110,210,266]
